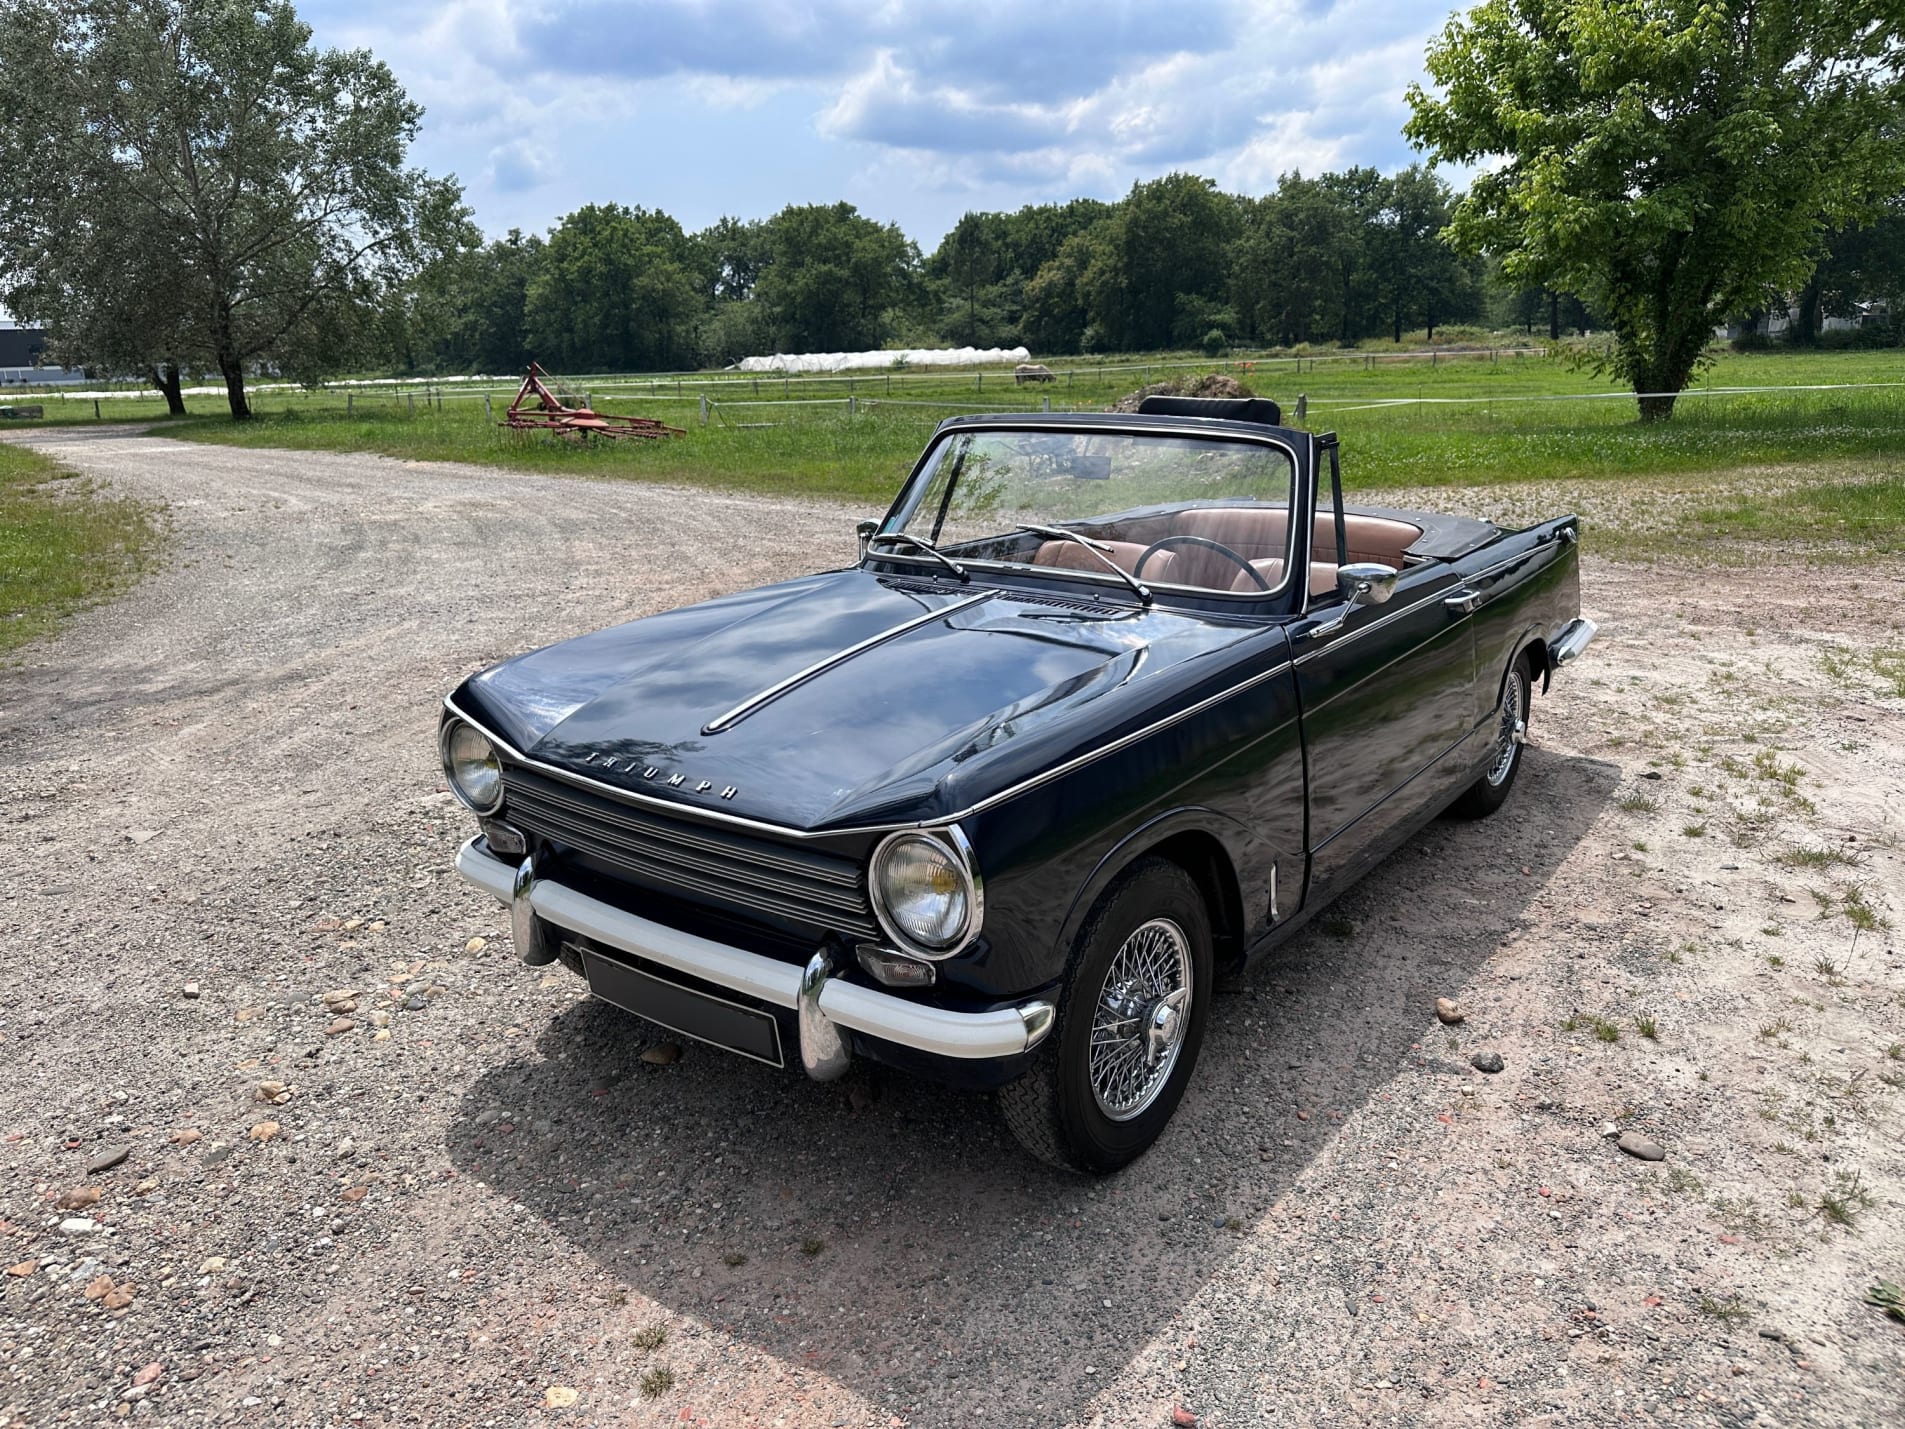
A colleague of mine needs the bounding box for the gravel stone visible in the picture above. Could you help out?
[0,429,1897,1428]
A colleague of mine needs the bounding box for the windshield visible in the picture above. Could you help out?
[881,428,1299,597]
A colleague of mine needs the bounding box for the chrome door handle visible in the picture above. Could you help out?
[1443,590,1481,615]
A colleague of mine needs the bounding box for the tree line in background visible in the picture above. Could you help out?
[1,0,1899,420]
[401,168,1610,377]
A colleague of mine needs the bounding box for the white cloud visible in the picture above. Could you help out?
[298,0,1459,240]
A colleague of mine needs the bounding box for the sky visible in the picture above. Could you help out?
[303,0,1463,252]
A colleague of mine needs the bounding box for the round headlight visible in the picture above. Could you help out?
[872,831,978,954]
[441,720,503,813]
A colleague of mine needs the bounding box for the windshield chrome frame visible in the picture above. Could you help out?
[865,420,1306,606]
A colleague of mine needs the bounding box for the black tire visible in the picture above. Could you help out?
[1449,651,1533,820]
[998,858,1213,1174]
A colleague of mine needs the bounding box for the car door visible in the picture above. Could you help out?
[1290,551,1479,901]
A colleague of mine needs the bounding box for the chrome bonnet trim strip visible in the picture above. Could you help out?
[703,590,994,734]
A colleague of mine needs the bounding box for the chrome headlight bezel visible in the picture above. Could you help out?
[868,826,983,960]
[439,718,504,815]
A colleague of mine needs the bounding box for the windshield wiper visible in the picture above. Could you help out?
[865,530,971,582]
[1016,523,1153,606]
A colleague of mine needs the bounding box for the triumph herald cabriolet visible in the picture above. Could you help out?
[440,395,1595,1171]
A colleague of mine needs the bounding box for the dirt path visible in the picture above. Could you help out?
[1,428,1900,1429]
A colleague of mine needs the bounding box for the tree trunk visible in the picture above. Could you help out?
[1791,281,1822,346]
[1636,391,1678,421]
[1548,291,1560,341]
[218,350,250,419]
[1392,307,1403,344]
[149,364,186,416]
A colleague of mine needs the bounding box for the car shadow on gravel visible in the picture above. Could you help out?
[445,745,1616,1418]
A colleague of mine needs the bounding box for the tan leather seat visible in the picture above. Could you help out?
[1032,538,1150,575]
[1230,558,1340,596]
[1311,513,1421,569]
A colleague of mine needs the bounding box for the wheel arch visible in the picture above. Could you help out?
[1493,622,1552,700]
[1054,810,1251,976]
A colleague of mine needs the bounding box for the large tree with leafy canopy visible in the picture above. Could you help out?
[1406,0,1905,418]
[0,0,466,418]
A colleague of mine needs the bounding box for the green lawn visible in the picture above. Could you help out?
[0,442,163,657]
[5,344,1902,556]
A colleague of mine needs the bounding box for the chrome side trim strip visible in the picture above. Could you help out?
[702,590,995,734]
[1290,543,1545,666]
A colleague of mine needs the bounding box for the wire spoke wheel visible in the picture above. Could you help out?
[1486,668,1528,787]
[1088,917,1192,1121]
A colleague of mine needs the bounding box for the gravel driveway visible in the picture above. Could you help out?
[2,427,1899,1428]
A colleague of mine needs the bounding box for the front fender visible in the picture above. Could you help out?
[1051,805,1266,974]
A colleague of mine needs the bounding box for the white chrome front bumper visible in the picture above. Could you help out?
[454,838,1055,1077]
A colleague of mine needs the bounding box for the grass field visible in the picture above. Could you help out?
[0,442,163,658]
[6,345,1902,557]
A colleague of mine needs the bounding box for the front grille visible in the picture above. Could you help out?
[501,765,877,939]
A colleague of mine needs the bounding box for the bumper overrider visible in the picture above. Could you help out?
[454,838,1056,1080]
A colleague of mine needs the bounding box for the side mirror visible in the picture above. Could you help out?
[1309,562,1399,640]
[856,518,879,562]
[1336,562,1398,608]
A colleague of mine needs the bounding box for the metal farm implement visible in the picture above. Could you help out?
[501,363,685,440]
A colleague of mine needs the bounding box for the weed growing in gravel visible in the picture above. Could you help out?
[1665,1166,1705,1197]
[1887,1044,1904,1062]
[1871,649,1905,698]
[1813,883,1890,932]
[1632,840,1649,852]
[722,1251,748,1268]
[1866,1280,1905,1324]
[1320,915,1355,938]
[1682,822,1708,838]
[1635,1015,1661,1041]
[800,1235,827,1256]
[1576,1014,1621,1043]
[1815,957,1847,986]
[1766,953,1787,969]
[1815,1171,1876,1230]
[632,1323,668,1351]
[1617,790,1660,814]
[1777,844,1864,871]
[1760,1018,1794,1041]
[1698,1294,1751,1324]
[639,1367,675,1398]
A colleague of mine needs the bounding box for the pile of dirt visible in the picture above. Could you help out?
[1110,371,1254,413]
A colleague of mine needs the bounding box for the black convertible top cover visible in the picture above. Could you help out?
[1136,394,1283,426]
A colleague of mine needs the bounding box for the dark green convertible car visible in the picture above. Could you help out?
[439,395,1595,1171]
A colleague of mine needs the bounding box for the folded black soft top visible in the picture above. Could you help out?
[1136,394,1284,426]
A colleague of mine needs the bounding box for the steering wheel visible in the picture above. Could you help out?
[1132,535,1271,591]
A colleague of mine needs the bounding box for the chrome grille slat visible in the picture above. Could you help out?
[500,767,875,937]
[509,796,872,918]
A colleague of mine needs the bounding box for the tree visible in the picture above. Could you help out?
[1371,165,1478,343]
[754,203,918,352]
[1789,202,1905,344]
[1076,174,1240,351]
[1231,175,1356,346]
[0,0,466,418]
[694,217,771,303]
[1408,0,1905,418]
[930,212,1010,346]
[524,205,703,372]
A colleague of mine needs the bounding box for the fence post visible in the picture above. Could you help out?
[784,375,790,397]
[407,393,414,416]
[701,394,709,426]
[347,392,354,416]
[1042,396,1051,412]
[849,395,856,417]
[94,398,101,419]
[483,394,491,420]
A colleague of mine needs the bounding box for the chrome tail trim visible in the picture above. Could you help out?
[1549,617,1597,669]
[702,590,995,734]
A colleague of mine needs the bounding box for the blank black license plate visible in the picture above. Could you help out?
[580,947,784,1068]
